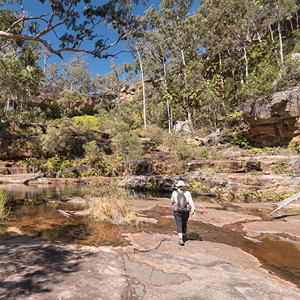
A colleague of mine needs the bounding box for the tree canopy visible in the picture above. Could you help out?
[2,0,300,134]
[0,0,144,58]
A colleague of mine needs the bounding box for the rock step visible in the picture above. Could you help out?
[119,171,300,199]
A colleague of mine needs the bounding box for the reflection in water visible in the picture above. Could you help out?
[2,184,89,200]
[6,202,144,246]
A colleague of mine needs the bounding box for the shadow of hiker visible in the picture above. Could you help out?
[0,235,96,299]
[186,232,203,241]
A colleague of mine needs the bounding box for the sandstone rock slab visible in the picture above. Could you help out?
[197,209,261,227]
[243,219,300,239]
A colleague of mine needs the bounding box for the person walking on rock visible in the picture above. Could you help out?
[171,180,196,245]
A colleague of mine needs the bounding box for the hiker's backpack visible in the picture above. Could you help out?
[173,190,190,212]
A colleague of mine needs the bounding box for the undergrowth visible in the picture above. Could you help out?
[0,189,9,222]
[86,178,139,225]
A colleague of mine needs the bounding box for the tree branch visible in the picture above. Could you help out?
[0,0,139,59]
[35,0,74,38]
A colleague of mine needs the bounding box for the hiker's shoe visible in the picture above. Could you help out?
[183,235,187,242]
[179,238,184,246]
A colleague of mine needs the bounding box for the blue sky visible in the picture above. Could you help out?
[3,0,201,79]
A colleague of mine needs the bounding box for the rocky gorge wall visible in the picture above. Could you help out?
[29,82,300,148]
[243,85,300,147]
[27,81,150,113]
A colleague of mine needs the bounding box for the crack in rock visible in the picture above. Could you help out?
[122,253,191,299]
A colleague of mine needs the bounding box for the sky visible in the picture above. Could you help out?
[3,0,201,79]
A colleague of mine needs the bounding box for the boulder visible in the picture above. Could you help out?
[243,86,300,147]
[29,82,62,109]
[173,120,192,132]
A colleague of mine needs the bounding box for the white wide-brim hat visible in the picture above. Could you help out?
[176,180,186,187]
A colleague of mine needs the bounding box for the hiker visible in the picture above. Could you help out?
[171,180,196,245]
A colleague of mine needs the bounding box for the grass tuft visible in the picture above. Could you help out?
[87,178,139,225]
[0,189,9,222]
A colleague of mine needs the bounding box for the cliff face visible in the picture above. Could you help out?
[28,81,148,112]
[29,82,62,109]
[19,82,300,149]
[243,86,300,147]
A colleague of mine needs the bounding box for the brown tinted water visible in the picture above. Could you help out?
[1,186,300,287]
[3,202,145,246]
[1,183,89,200]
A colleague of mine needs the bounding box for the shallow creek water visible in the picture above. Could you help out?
[1,184,300,287]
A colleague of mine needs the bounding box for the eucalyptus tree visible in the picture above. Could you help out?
[46,53,94,94]
[259,0,300,64]
[143,8,173,132]
[0,46,43,120]
[96,59,125,122]
[124,25,148,130]
[0,0,145,59]
[199,0,263,83]
[150,0,202,127]
[197,0,274,106]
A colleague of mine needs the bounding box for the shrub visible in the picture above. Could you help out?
[115,121,130,133]
[0,189,9,222]
[233,132,253,149]
[72,115,101,130]
[83,141,105,163]
[275,54,300,90]
[118,132,144,174]
[143,124,166,145]
[41,123,76,157]
[87,178,139,225]
[174,139,191,160]
[164,133,191,161]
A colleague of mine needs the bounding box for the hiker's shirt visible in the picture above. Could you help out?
[171,189,195,213]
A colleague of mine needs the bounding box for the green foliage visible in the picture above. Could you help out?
[242,190,263,202]
[39,120,81,157]
[118,133,144,161]
[80,168,102,177]
[275,54,300,90]
[226,111,243,122]
[233,132,253,149]
[73,115,101,131]
[174,139,191,161]
[286,143,300,154]
[186,181,210,193]
[164,133,191,161]
[0,49,43,121]
[142,124,166,145]
[268,190,300,202]
[115,121,130,133]
[83,141,104,163]
[21,155,75,177]
[0,189,9,222]
[2,1,141,59]
[118,132,144,174]
[271,162,288,174]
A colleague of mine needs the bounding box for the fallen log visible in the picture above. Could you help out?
[270,191,300,215]
[57,209,74,220]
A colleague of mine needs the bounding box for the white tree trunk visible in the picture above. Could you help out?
[134,43,147,131]
[243,47,249,78]
[269,24,275,43]
[163,59,171,133]
[181,50,192,127]
[219,53,225,107]
[276,1,284,63]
